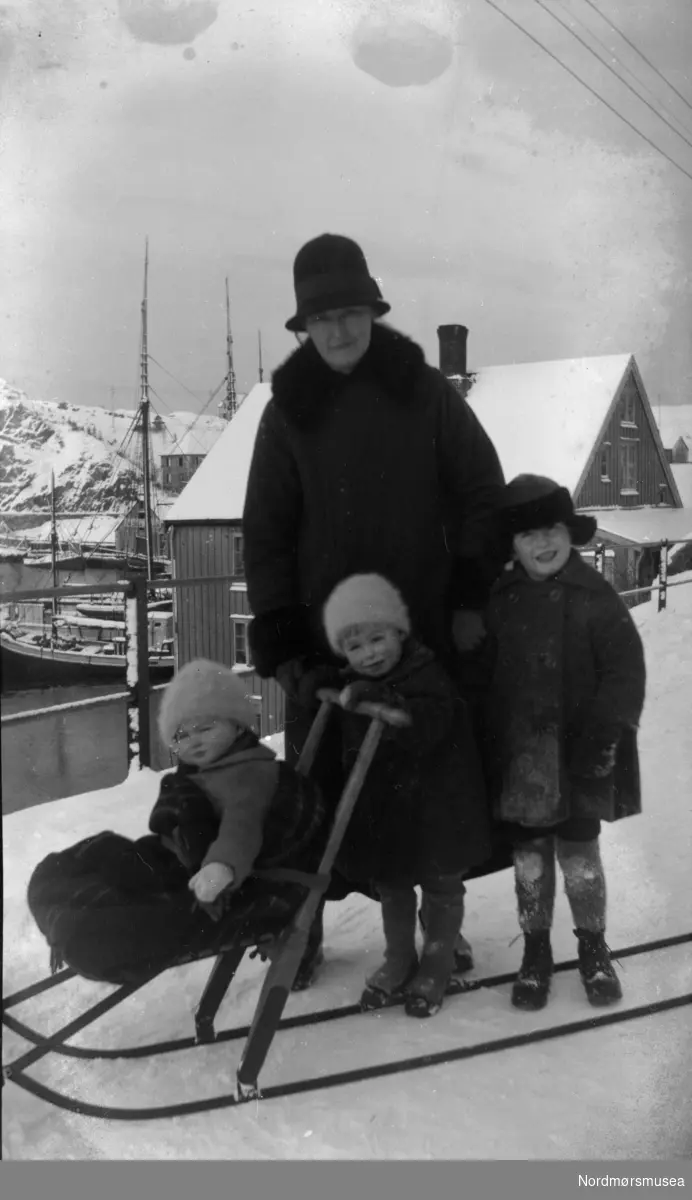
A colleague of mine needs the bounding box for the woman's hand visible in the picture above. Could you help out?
[188,862,235,904]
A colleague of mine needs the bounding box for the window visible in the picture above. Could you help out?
[232,532,245,576]
[621,386,637,425]
[619,440,639,493]
[599,442,611,481]
[178,457,184,467]
[231,618,252,666]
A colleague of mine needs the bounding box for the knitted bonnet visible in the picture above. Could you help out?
[158,658,257,745]
[323,574,411,655]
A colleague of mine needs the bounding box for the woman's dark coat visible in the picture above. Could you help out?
[328,641,492,887]
[484,552,646,827]
[243,322,505,679]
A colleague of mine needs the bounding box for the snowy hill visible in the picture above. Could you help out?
[0,380,228,513]
[2,577,691,1159]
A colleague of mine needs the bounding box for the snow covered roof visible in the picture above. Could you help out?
[671,464,692,510]
[654,404,692,452]
[465,354,633,494]
[590,507,692,545]
[166,384,272,522]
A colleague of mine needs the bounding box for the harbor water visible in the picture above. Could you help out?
[1,680,171,816]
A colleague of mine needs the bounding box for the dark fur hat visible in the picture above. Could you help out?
[498,474,597,546]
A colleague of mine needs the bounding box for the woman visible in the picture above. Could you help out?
[243,233,508,986]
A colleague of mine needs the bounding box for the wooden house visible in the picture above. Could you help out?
[166,328,685,739]
[159,425,229,495]
[165,382,286,736]
[452,335,684,595]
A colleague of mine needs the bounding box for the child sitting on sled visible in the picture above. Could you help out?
[316,573,492,1018]
[484,475,646,1011]
[27,660,327,986]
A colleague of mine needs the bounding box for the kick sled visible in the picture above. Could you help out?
[3,688,412,1107]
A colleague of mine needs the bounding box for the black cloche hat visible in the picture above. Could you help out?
[285,233,391,333]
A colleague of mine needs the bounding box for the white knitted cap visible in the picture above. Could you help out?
[323,574,411,654]
[158,658,257,745]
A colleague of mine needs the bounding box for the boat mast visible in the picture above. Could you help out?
[219,278,238,420]
[50,469,58,641]
[258,329,264,383]
[138,237,155,579]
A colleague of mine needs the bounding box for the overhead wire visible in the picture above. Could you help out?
[484,0,692,183]
[555,0,692,141]
[533,0,692,152]
[579,0,692,115]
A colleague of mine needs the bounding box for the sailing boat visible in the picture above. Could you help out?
[0,244,175,685]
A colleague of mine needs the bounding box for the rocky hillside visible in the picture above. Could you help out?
[0,380,229,513]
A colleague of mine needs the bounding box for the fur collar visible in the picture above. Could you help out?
[271,322,428,428]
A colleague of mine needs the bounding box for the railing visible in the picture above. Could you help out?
[0,575,238,770]
[592,537,692,609]
[2,541,692,774]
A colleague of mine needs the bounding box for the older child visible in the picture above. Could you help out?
[28,660,326,985]
[319,573,491,1017]
[485,475,646,1011]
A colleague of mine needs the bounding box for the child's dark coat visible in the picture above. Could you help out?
[329,640,492,887]
[484,552,646,827]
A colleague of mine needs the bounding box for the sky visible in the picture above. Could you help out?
[1,0,691,418]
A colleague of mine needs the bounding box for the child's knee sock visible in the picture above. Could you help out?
[513,837,556,932]
[555,837,607,933]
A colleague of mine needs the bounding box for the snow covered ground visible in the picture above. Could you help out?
[2,580,692,1160]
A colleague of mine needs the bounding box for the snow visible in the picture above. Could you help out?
[167,384,272,523]
[3,586,692,1160]
[0,379,227,513]
[465,354,632,493]
[589,507,692,545]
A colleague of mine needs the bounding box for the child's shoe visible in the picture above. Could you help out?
[511,930,553,1011]
[360,959,419,1010]
[575,928,622,1006]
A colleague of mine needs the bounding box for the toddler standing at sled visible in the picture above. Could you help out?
[485,475,646,1011]
[318,573,492,1018]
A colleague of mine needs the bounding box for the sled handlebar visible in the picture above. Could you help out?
[316,687,411,728]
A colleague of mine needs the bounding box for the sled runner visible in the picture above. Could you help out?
[3,687,411,1104]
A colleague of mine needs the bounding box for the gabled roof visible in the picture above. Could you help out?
[464,354,631,493]
[464,353,681,505]
[166,384,272,522]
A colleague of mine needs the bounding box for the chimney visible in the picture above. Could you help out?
[437,324,468,378]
